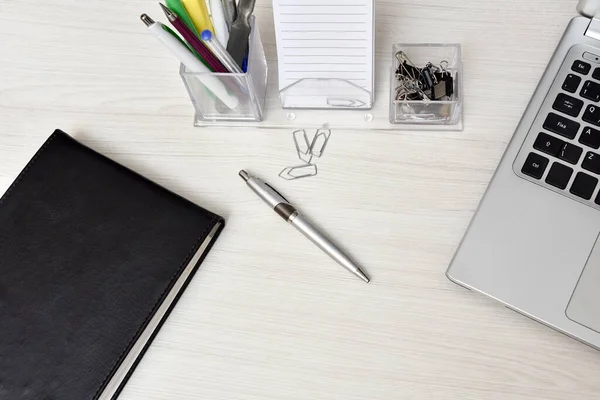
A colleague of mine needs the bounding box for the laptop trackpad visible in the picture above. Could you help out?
[567,234,600,334]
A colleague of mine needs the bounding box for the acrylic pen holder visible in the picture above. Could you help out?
[180,17,268,124]
[389,43,463,130]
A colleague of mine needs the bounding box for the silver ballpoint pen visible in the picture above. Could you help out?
[239,170,370,283]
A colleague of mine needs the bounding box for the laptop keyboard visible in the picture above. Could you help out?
[516,50,600,207]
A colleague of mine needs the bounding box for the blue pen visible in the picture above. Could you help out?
[242,54,248,73]
[201,30,243,74]
[201,30,250,96]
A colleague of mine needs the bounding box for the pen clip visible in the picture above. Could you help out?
[264,183,290,204]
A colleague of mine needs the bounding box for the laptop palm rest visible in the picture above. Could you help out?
[567,232,600,334]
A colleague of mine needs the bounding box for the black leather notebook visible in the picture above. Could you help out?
[0,130,224,399]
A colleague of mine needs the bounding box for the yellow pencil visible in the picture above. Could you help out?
[181,0,214,34]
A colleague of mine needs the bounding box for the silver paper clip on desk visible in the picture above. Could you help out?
[279,128,331,180]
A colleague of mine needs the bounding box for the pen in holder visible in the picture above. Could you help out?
[180,17,268,124]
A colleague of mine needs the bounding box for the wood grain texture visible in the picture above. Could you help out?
[2,0,600,399]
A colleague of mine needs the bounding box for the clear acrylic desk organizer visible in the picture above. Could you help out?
[389,43,463,130]
[180,17,268,124]
[279,78,373,110]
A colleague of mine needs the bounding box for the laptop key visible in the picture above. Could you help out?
[594,190,600,205]
[543,113,579,139]
[570,172,598,200]
[582,151,600,174]
[594,67,600,81]
[522,153,549,179]
[562,74,582,93]
[559,143,583,164]
[579,126,600,148]
[572,60,592,75]
[545,162,573,190]
[533,132,564,156]
[581,80,600,102]
[583,104,600,126]
[562,74,581,93]
[553,93,584,117]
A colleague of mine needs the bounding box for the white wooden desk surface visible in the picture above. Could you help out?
[2,0,600,399]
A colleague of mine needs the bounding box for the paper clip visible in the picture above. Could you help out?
[279,127,332,181]
[279,164,318,180]
[293,129,314,164]
[310,128,331,158]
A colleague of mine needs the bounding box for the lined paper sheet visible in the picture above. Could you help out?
[272,0,374,96]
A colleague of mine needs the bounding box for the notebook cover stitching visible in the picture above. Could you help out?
[92,214,219,400]
[0,129,221,399]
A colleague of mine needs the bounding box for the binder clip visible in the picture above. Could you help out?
[394,51,454,102]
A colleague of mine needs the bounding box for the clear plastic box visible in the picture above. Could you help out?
[389,43,463,130]
[180,17,268,124]
[279,78,373,110]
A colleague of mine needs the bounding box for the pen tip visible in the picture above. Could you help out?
[239,170,250,182]
[159,3,175,18]
[356,269,370,283]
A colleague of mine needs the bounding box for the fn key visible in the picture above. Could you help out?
[522,153,549,179]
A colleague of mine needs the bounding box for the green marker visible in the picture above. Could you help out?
[161,3,209,68]
[166,0,201,38]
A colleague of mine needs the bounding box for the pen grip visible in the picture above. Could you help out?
[275,203,297,221]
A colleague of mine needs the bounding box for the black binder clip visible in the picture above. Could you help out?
[394,52,454,102]
[431,61,454,100]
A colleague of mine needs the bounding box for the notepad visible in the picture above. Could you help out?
[272,0,374,109]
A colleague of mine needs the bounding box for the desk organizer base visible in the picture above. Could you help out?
[190,46,463,131]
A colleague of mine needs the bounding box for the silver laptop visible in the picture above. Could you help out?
[447,0,600,350]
